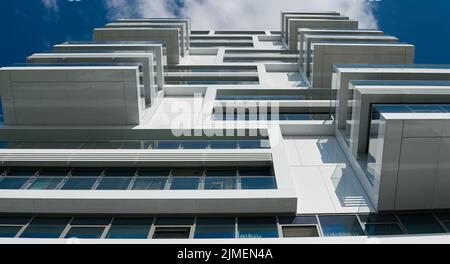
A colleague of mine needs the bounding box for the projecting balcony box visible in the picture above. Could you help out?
[281,11,341,41]
[53,41,164,91]
[332,64,450,132]
[27,52,157,107]
[298,29,384,63]
[93,27,182,65]
[284,18,358,51]
[302,35,399,77]
[310,42,415,88]
[106,19,190,55]
[345,81,450,211]
[0,65,144,126]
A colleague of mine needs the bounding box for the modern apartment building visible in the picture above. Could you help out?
[0,11,449,243]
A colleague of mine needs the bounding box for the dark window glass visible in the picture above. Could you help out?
[194,218,236,239]
[205,169,237,177]
[138,169,170,177]
[0,226,22,238]
[397,214,444,234]
[209,141,238,149]
[39,168,70,177]
[27,178,63,190]
[70,217,111,226]
[282,226,319,237]
[278,216,317,225]
[171,168,203,177]
[204,177,236,190]
[241,177,276,189]
[65,227,105,239]
[152,227,191,239]
[20,218,70,238]
[435,212,450,222]
[155,218,195,226]
[0,177,29,189]
[238,217,278,238]
[104,168,136,177]
[365,223,403,236]
[132,178,167,190]
[239,168,272,176]
[61,178,97,190]
[359,214,398,224]
[156,141,181,149]
[319,215,364,237]
[7,169,37,176]
[71,168,103,177]
[170,177,200,190]
[0,217,30,225]
[96,178,132,190]
[106,218,153,239]
[180,141,209,149]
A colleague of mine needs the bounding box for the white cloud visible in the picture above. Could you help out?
[41,0,59,12]
[104,0,378,30]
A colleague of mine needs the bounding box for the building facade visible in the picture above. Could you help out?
[0,11,449,243]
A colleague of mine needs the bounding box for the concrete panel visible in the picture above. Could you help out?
[312,43,415,88]
[395,138,440,210]
[93,28,181,64]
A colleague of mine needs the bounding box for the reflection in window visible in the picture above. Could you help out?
[106,218,153,239]
[20,218,70,238]
[397,214,444,234]
[319,215,364,237]
[194,218,236,239]
[238,217,278,238]
[152,227,191,239]
[282,226,319,238]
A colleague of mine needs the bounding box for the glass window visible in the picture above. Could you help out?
[61,178,97,190]
[104,168,136,177]
[132,178,167,190]
[0,217,30,225]
[170,177,200,190]
[278,216,318,225]
[106,218,153,239]
[65,227,105,239]
[39,168,70,177]
[0,177,29,189]
[319,215,364,237]
[205,169,237,177]
[0,226,22,238]
[171,168,203,177]
[397,214,444,234]
[138,169,170,177]
[194,218,236,239]
[71,168,103,177]
[7,168,37,176]
[204,177,236,190]
[365,224,403,236]
[152,227,191,239]
[239,168,272,176]
[238,217,278,238]
[95,178,132,190]
[156,141,181,149]
[70,217,111,226]
[282,226,319,238]
[20,217,70,238]
[154,218,195,226]
[180,141,209,149]
[27,178,63,190]
[240,177,276,189]
[209,141,238,149]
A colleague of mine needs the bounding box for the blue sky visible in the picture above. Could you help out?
[1,0,449,66]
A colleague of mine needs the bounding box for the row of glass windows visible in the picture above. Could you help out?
[0,167,276,190]
[1,212,449,239]
[0,140,270,150]
[213,113,332,121]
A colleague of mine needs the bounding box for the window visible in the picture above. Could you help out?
[152,217,194,239]
[0,169,35,189]
[64,217,110,239]
[319,215,364,237]
[106,218,153,239]
[397,214,444,234]
[359,214,403,236]
[194,218,236,239]
[238,217,278,238]
[0,217,30,238]
[27,178,63,190]
[204,177,236,190]
[435,213,450,231]
[240,177,276,189]
[152,227,191,239]
[170,168,202,190]
[95,168,135,190]
[20,217,71,238]
[60,168,102,190]
[282,226,319,238]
